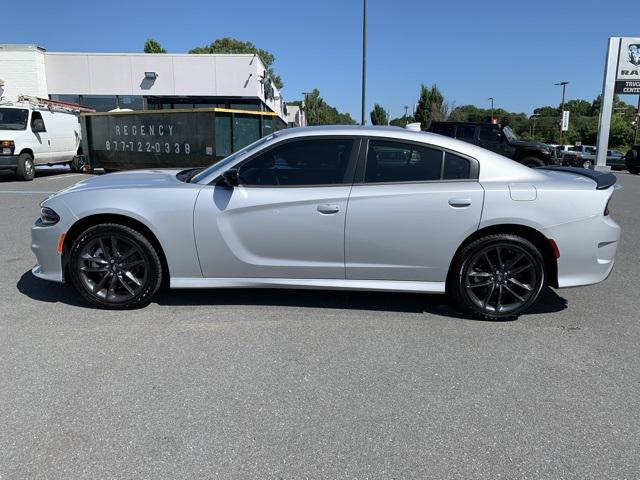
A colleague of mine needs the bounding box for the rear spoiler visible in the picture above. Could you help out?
[537,166,617,190]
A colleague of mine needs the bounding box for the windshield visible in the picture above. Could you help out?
[190,134,277,183]
[502,126,518,142]
[0,108,29,131]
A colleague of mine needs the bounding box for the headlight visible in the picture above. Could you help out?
[40,207,60,225]
[1,140,14,155]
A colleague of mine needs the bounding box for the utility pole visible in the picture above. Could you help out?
[488,97,494,123]
[555,81,568,145]
[530,113,540,139]
[635,95,640,145]
[360,0,367,126]
[302,91,311,126]
[404,105,409,125]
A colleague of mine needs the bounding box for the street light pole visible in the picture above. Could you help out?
[555,81,568,145]
[360,0,367,126]
[404,105,409,125]
[488,97,494,123]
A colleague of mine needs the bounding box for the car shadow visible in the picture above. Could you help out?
[0,165,72,183]
[17,270,568,320]
[16,270,88,308]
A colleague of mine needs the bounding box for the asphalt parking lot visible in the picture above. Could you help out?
[1,167,639,479]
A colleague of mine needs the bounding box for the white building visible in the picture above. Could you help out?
[284,104,305,128]
[0,44,304,126]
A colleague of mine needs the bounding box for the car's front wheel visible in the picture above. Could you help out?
[69,223,162,309]
[450,234,546,321]
[16,152,35,181]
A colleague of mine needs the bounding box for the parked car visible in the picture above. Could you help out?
[626,145,640,174]
[563,146,629,170]
[31,126,620,320]
[429,121,554,167]
[562,145,596,169]
[0,98,83,180]
[606,149,627,169]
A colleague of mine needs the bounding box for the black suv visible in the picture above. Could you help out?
[428,121,553,167]
[625,145,640,174]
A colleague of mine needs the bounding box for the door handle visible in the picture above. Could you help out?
[317,204,340,214]
[448,198,472,208]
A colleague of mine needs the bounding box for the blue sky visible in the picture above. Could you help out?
[4,0,638,120]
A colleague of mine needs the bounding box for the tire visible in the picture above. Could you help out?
[582,160,593,169]
[69,155,85,173]
[16,152,35,181]
[626,148,639,174]
[521,157,545,168]
[449,234,546,321]
[68,223,162,309]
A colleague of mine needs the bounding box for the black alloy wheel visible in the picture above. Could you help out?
[451,234,545,320]
[69,224,162,309]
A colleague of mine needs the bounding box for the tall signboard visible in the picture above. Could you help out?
[561,110,570,131]
[596,37,640,169]
[615,39,640,94]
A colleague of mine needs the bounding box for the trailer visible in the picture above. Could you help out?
[81,108,286,171]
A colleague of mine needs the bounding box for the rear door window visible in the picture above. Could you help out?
[478,126,502,143]
[364,140,442,183]
[431,123,455,138]
[456,125,476,142]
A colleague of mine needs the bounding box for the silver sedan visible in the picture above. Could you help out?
[31,126,621,320]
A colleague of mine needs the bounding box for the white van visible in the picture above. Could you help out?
[0,102,82,181]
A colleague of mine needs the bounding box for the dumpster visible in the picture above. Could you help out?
[81,108,285,171]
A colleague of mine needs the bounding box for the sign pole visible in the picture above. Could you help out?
[635,95,640,145]
[595,38,620,171]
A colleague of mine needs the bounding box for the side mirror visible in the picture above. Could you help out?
[221,168,239,187]
[32,119,46,133]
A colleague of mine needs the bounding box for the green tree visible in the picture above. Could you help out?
[370,104,389,125]
[414,84,445,129]
[189,37,283,89]
[564,99,591,116]
[143,39,166,54]
[533,106,559,117]
[302,89,356,126]
[389,115,414,127]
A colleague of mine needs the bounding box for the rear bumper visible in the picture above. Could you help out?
[0,155,18,170]
[543,214,621,288]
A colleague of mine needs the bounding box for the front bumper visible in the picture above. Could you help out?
[543,214,621,288]
[0,154,18,170]
[31,219,65,283]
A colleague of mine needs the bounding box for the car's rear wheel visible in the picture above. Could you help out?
[69,223,162,309]
[16,152,35,181]
[450,234,545,321]
[582,159,593,169]
[521,157,545,168]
